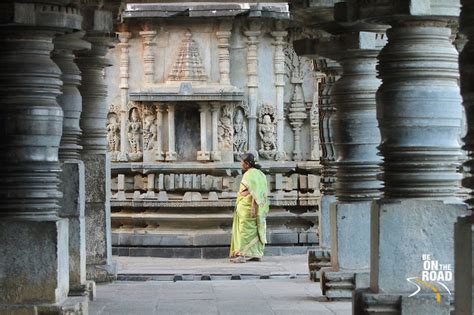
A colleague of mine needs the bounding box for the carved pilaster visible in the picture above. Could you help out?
[155,103,165,161]
[139,30,157,85]
[166,104,177,161]
[216,20,232,85]
[288,80,307,161]
[210,103,221,161]
[197,103,210,161]
[271,27,288,160]
[117,32,131,162]
[244,23,261,154]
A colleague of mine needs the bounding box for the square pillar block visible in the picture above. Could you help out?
[371,199,468,293]
[319,194,336,249]
[59,161,86,293]
[0,219,69,305]
[330,201,371,271]
[454,215,474,314]
[82,153,116,282]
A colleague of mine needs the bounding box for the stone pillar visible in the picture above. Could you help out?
[288,80,307,161]
[211,103,221,161]
[155,103,165,161]
[77,9,116,283]
[53,30,94,299]
[197,103,210,161]
[0,1,86,312]
[244,23,261,154]
[455,1,474,314]
[117,32,131,162]
[139,30,156,85]
[166,104,177,161]
[349,1,468,313]
[271,27,288,161]
[306,58,341,281]
[216,21,232,86]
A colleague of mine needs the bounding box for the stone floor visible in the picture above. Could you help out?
[88,255,352,315]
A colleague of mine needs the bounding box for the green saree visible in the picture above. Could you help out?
[230,168,269,258]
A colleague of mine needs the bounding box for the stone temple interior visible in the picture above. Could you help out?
[0,1,473,314]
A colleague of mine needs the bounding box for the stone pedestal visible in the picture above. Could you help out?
[59,162,87,296]
[454,216,474,314]
[83,154,116,282]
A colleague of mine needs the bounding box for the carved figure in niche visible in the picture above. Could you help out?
[233,109,247,153]
[127,107,143,161]
[143,109,156,151]
[259,114,276,151]
[107,113,120,153]
[218,105,233,150]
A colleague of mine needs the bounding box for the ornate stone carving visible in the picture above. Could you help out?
[168,31,207,82]
[127,105,143,161]
[233,108,248,155]
[218,104,234,151]
[117,32,131,162]
[139,30,157,84]
[142,105,156,151]
[258,104,278,160]
[107,104,121,161]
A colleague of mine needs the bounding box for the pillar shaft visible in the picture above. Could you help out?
[197,103,210,160]
[166,104,177,161]
[77,28,116,282]
[155,103,164,160]
[139,31,156,85]
[211,103,221,161]
[244,28,261,154]
[117,32,131,161]
[216,28,232,85]
[378,24,463,198]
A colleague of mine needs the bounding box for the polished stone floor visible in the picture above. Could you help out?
[88,255,351,314]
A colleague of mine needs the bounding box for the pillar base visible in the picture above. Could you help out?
[165,151,177,161]
[86,262,117,283]
[371,199,467,293]
[68,280,96,302]
[197,150,210,161]
[354,289,452,315]
[0,219,69,305]
[308,247,331,282]
[331,201,371,271]
[320,269,369,300]
[319,195,335,249]
[0,296,88,315]
[154,151,164,161]
[211,151,222,161]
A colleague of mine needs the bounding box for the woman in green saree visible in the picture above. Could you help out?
[230,153,269,263]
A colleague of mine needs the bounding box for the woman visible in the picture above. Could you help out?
[230,153,269,263]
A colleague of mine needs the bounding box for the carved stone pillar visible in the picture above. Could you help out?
[271,27,288,160]
[197,103,210,161]
[53,30,93,298]
[0,1,86,312]
[117,32,131,162]
[296,29,385,299]
[155,103,165,161]
[455,1,474,314]
[348,2,469,313]
[216,21,232,86]
[244,24,261,154]
[211,103,221,161]
[139,30,156,85]
[166,104,177,161]
[308,58,342,281]
[77,9,116,283]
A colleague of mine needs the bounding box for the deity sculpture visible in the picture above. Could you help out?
[218,106,233,150]
[233,110,247,153]
[143,112,156,151]
[259,114,276,151]
[106,114,120,153]
[127,107,142,158]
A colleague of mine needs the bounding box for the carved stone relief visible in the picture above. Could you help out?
[127,105,143,161]
[107,104,121,161]
[258,103,277,160]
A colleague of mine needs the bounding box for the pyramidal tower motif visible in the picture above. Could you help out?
[168,31,208,81]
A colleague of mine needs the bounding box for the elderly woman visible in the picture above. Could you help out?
[230,153,269,263]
